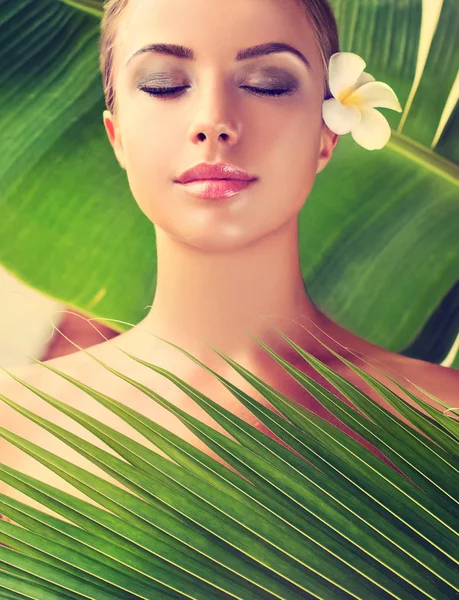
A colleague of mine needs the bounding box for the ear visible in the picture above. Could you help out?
[316,122,339,174]
[103,110,126,170]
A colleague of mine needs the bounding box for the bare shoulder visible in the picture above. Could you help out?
[0,339,230,520]
[0,350,97,461]
[395,354,459,408]
[0,350,89,421]
[353,344,459,411]
[0,359,53,423]
[0,347,141,518]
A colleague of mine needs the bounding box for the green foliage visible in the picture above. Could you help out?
[0,0,458,363]
[0,2,458,592]
[0,330,457,598]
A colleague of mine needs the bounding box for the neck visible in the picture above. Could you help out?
[122,218,338,374]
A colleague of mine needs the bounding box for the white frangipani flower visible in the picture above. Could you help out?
[322,52,403,150]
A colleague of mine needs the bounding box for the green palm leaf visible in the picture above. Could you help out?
[1,1,458,596]
[0,330,458,598]
[0,0,458,363]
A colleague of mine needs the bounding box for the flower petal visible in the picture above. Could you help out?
[345,81,403,112]
[328,52,366,101]
[351,107,392,150]
[322,98,361,135]
[354,71,376,89]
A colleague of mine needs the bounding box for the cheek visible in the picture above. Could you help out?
[255,103,323,210]
[119,111,178,217]
[118,91,323,232]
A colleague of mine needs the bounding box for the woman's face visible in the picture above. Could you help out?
[103,0,338,250]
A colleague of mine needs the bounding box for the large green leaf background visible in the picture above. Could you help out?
[0,0,458,365]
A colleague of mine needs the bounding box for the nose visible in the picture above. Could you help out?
[187,81,241,149]
[195,124,236,145]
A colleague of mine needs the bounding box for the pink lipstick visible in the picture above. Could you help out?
[175,162,258,199]
[178,179,255,199]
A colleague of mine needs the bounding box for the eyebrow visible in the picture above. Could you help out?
[124,41,312,71]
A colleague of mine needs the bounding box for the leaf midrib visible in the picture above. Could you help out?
[388,131,459,186]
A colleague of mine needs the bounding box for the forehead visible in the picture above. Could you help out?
[115,0,320,70]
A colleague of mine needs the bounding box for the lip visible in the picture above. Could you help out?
[177,179,256,199]
[175,162,257,184]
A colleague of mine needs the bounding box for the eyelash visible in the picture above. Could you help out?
[140,85,293,98]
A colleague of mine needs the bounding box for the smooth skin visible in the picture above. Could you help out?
[102,0,342,374]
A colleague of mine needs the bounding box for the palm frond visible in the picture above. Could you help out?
[0,331,458,598]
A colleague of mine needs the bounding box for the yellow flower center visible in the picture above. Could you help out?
[338,84,359,104]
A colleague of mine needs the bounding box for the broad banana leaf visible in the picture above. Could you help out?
[0,0,458,366]
[0,330,457,598]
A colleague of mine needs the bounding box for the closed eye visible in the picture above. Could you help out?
[140,85,295,98]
